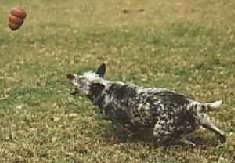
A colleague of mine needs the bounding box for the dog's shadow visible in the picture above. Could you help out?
[102,124,221,148]
[103,125,153,144]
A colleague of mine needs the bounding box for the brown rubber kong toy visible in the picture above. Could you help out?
[9,7,27,31]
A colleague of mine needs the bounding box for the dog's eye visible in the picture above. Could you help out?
[78,77,88,85]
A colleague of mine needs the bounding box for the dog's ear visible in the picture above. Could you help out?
[95,63,106,77]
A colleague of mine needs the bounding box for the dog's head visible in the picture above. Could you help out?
[67,63,106,96]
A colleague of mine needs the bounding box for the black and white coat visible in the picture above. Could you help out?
[67,63,226,146]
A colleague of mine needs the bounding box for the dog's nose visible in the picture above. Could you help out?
[67,74,75,80]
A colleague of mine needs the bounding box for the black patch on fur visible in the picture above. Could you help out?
[159,92,189,106]
[103,104,131,124]
[88,83,105,106]
[109,84,136,98]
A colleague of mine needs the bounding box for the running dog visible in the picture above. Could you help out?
[67,63,226,146]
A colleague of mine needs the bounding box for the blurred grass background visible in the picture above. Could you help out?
[0,0,234,162]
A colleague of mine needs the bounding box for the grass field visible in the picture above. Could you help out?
[0,0,235,162]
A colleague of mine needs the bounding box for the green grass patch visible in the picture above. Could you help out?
[0,0,234,162]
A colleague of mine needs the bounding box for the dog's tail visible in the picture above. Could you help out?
[188,100,222,112]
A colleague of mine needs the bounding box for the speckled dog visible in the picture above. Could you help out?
[67,63,226,146]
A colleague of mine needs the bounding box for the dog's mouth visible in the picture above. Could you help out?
[70,88,79,95]
[66,74,88,96]
[67,74,79,95]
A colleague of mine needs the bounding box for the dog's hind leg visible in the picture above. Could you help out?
[179,137,196,147]
[198,113,226,143]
